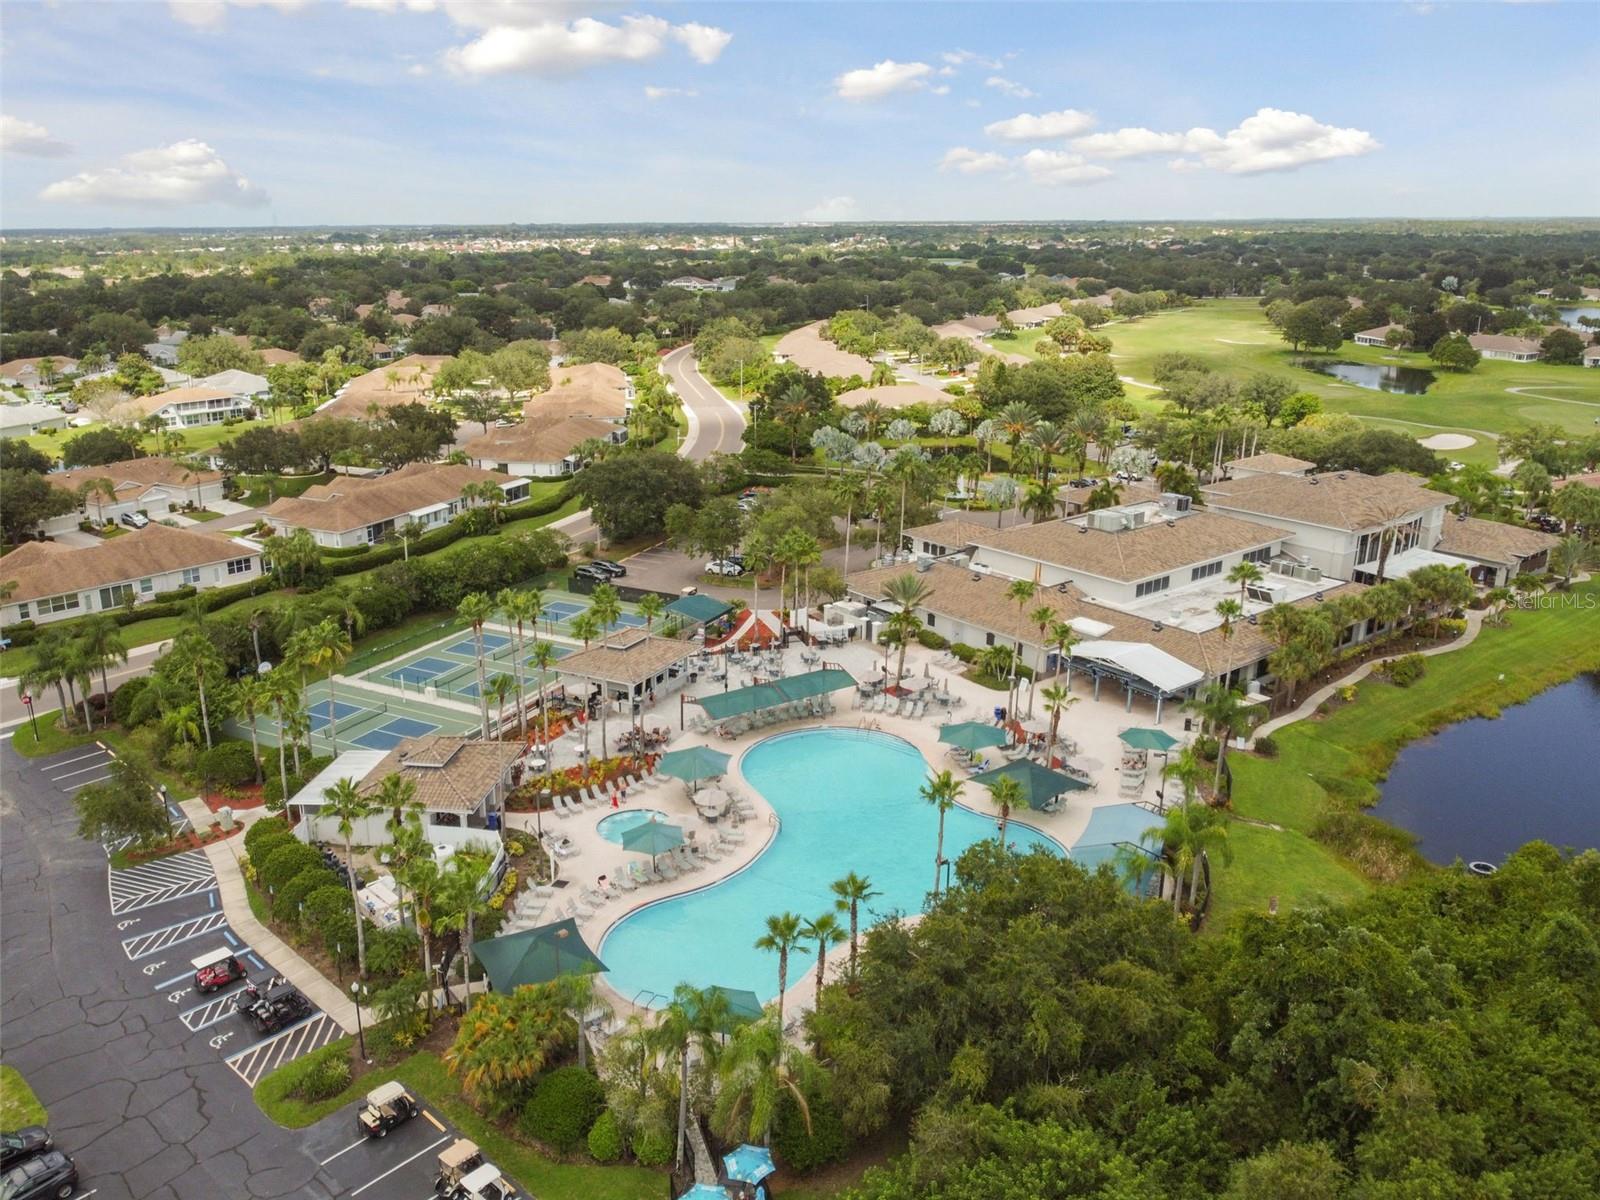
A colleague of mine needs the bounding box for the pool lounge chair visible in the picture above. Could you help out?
[656,858,679,882]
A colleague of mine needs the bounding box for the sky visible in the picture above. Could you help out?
[0,0,1593,229]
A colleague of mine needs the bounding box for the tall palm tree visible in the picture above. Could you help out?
[496,587,536,738]
[171,631,224,749]
[527,641,560,827]
[588,585,623,753]
[1187,683,1251,795]
[986,774,1025,845]
[63,640,97,731]
[1226,560,1264,603]
[486,673,517,739]
[1214,597,1244,645]
[301,618,353,752]
[1084,479,1122,512]
[652,984,729,1169]
[77,614,128,704]
[456,592,496,738]
[1048,618,1078,681]
[1020,477,1058,525]
[920,769,961,898]
[569,610,601,649]
[320,777,373,977]
[437,852,492,999]
[1028,421,1067,484]
[1040,682,1076,767]
[235,675,269,784]
[1004,579,1036,715]
[78,477,116,526]
[882,572,932,685]
[1025,602,1056,715]
[754,912,807,1040]
[996,401,1037,464]
[830,872,879,980]
[801,912,846,1012]
[1142,799,1231,913]
[636,592,664,629]
[19,638,73,733]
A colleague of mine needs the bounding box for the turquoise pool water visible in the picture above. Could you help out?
[595,809,670,844]
[599,728,1063,1006]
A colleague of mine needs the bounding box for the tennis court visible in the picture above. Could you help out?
[353,715,441,751]
[384,655,457,687]
[445,633,512,656]
[306,699,363,732]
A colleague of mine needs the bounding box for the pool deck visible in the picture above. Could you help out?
[502,634,1192,1026]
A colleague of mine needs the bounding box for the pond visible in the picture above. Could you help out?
[1369,674,1600,866]
[1298,359,1436,394]
[1555,305,1600,329]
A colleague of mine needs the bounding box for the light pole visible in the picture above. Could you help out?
[351,981,370,1064]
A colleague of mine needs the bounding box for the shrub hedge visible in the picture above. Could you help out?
[586,1109,623,1163]
[519,1067,605,1154]
[197,741,258,787]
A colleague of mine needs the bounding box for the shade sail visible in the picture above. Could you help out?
[723,1145,776,1184]
[666,593,733,624]
[695,668,856,721]
[1073,639,1203,694]
[470,918,605,991]
[656,745,732,783]
[938,720,1009,753]
[970,757,1090,810]
[1119,727,1180,751]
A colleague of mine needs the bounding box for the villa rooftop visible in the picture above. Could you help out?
[558,631,694,685]
[1203,470,1453,530]
[1437,515,1560,567]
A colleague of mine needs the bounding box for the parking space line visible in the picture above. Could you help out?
[44,749,112,771]
[64,773,113,791]
[179,990,244,1031]
[50,760,115,780]
[121,911,228,959]
[422,1110,445,1132]
[350,1136,450,1196]
[318,1137,368,1166]
[223,1012,342,1086]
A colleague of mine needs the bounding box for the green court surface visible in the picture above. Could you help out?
[231,676,482,756]
[361,630,575,706]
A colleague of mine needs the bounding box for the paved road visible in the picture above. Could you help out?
[662,345,746,460]
[0,739,346,1198]
[1,642,173,732]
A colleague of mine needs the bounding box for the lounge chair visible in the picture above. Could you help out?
[677,845,702,872]
[656,858,679,882]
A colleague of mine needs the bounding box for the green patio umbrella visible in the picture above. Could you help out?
[685,985,764,1034]
[938,720,1009,753]
[621,816,686,870]
[470,918,606,992]
[1119,727,1180,751]
[656,745,732,793]
[970,758,1090,811]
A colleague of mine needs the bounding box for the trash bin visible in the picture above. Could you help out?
[217,806,235,831]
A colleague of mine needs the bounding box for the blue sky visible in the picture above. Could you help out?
[0,1,1592,228]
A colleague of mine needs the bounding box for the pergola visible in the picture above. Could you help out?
[557,631,696,702]
[691,667,856,723]
[1064,640,1203,722]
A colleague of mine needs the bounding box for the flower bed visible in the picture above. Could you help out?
[120,820,241,865]
[505,755,655,811]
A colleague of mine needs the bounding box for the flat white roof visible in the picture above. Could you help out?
[1073,640,1205,693]
[290,750,388,808]
[1382,546,1472,576]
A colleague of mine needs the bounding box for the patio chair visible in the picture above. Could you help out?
[572,894,598,918]
[627,862,654,886]
[612,867,636,892]
[656,858,679,882]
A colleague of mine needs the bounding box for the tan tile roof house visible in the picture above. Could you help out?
[773,321,875,379]
[1468,333,1542,361]
[836,381,952,409]
[464,415,622,474]
[315,354,449,420]
[358,736,523,813]
[47,456,222,505]
[0,356,78,385]
[1203,471,1453,531]
[971,511,1287,584]
[1224,452,1315,478]
[1437,516,1558,576]
[262,462,521,544]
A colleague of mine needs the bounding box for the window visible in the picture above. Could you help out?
[37,593,80,616]
[926,613,936,628]
[17,602,29,620]
[99,583,135,608]
[1190,559,1222,582]
[1245,546,1273,565]
[984,631,996,646]
[226,557,252,576]
[181,567,202,586]
[139,578,153,595]
[1135,575,1171,598]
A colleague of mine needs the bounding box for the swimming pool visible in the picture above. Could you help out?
[599,728,1063,1006]
[596,809,671,845]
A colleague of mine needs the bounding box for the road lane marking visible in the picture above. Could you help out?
[350,1136,450,1196]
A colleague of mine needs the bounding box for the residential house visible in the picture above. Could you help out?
[315,353,448,421]
[577,274,613,287]
[931,315,1000,341]
[1006,302,1064,328]
[257,347,303,367]
[1353,323,1405,347]
[0,525,264,628]
[1223,452,1315,480]
[772,321,875,378]
[289,736,523,854]
[463,415,626,478]
[192,369,270,402]
[261,461,527,548]
[0,356,78,394]
[0,402,69,436]
[1436,515,1558,587]
[41,457,225,535]
[419,303,454,319]
[124,386,254,429]
[836,381,950,409]
[1583,346,1600,368]
[664,276,717,291]
[1468,333,1541,362]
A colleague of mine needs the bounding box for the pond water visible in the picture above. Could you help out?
[1298,359,1436,394]
[1370,674,1600,866]
[1555,305,1600,329]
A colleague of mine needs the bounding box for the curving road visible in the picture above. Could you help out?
[662,345,746,459]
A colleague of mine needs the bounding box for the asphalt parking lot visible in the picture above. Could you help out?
[303,1093,468,1198]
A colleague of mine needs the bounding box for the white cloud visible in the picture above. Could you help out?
[1071,108,1378,173]
[984,76,1035,99]
[803,195,859,221]
[671,22,732,65]
[348,0,439,10]
[939,146,1007,175]
[40,140,268,208]
[644,85,698,100]
[931,85,951,96]
[167,0,310,29]
[984,109,1096,141]
[941,49,1002,69]
[443,13,731,76]
[0,115,72,158]
[1018,149,1112,186]
[833,60,933,101]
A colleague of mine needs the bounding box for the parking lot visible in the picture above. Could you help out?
[303,1092,469,1198]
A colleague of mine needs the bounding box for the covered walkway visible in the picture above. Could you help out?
[691,667,856,723]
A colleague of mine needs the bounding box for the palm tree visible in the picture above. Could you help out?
[1142,799,1231,913]
[1025,602,1056,715]
[1550,534,1595,587]
[996,401,1037,464]
[986,774,1025,845]
[754,912,807,1040]
[1020,477,1058,525]
[1003,579,1036,714]
[1214,597,1244,644]
[77,614,128,704]
[527,641,560,824]
[78,477,116,526]
[496,587,538,738]
[19,639,73,732]
[1226,560,1264,603]
[712,1015,822,1147]
[319,583,367,643]
[569,609,601,649]
[63,640,97,731]
[588,585,624,753]
[1040,682,1076,768]
[437,852,492,999]
[235,675,269,784]
[1028,421,1067,484]
[830,872,879,980]
[652,984,728,1169]
[457,592,496,738]
[637,592,665,629]
[1048,618,1078,682]
[486,673,517,739]
[801,913,846,1012]
[320,777,373,977]
[171,631,224,750]
[1189,682,1253,795]
[301,618,353,752]
[920,769,961,898]
[882,572,932,685]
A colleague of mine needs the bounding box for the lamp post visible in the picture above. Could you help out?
[351,981,370,1064]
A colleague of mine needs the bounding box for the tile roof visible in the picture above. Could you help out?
[836,381,952,409]
[1225,452,1314,474]
[464,415,619,465]
[125,387,238,416]
[1056,479,1160,512]
[971,511,1287,583]
[557,631,694,685]
[1,524,257,604]
[902,517,995,551]
[192,369,269,395]
[1007,302,1064,325]
[316,354,449,420]
[257,347,302,366]
[0,356,78,380]
[931,315,1000,340]
[1436,516,1559,566]
[773,321,875,378]
[1469,333,1542,355]
[846,559,1363,678]
[262,462,515,533]
[358,736,522,814]
[47,456,222,499]
[1354,322,1404,340]
[1203,471,1453,531]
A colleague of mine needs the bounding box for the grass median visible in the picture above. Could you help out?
[0,1065,48,1127]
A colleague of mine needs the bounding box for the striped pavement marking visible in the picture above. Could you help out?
[108,850,216,914]
[223,1012,343,1087]
[179,990,247,1032]
[121,911,229,960]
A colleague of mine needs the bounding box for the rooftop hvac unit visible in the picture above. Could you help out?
[1086,510,1126,532]
[1246,581,1289,605]
[1291,564,1323,583]
[1128,509,1148,527]
[915,558,932,573]
[1159,492,1193,512]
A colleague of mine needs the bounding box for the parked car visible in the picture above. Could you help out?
[0,1148,77,1199]
[192,947,246,994]
[357,1081,419,1139]
[572,565,610,584]
[235,976,313,1034]
[705,559,744,577]
[590,560,627,578]
[0,1128,52,1170]
[119,511,149,529]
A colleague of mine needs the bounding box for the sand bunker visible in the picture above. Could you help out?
[1418,433,1476,451]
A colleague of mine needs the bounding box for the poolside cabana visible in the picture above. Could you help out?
[665,592,733,630]
[688,667,856,730]
[471,917,607,991]
[1066,640,1203,721]
[558,631,696,752]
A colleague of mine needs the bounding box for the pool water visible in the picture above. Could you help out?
[599,728,1063,1006]
[596,809,671,845]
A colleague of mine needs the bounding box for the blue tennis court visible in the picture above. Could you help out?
[385,655,455,686]
[445,633,511,656]
[606,613,648,630]
[306,699,362,732]
[543,601,584,621]
[353,716,441,751]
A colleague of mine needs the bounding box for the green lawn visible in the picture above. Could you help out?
[1213,577,1600,928]
[16,416,275,464]
[1011,299,1600,461]
[185,509,225,522]
[237,472,331,507]
[0,1066,47,1128]
[10,708,97,758]
[255,1043,663,1200]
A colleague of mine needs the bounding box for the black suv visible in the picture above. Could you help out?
[590,560,627,578]
[572,565,610,585]
[0,1148,77,1199]
[0,1128,51,1170]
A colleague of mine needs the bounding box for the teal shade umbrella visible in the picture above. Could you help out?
[679,1187,731,1200]
[970,758,1090,811]
[1119,727,1180,751]
[938,720,1009,753]
[723,1144,776,1184]
[470,918,606,992]
[656,745,732,792]
[686,985,764,1033]
[621,816,685,868]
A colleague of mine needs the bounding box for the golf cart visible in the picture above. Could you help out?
[235,974,313,1033]
[449,1163,519,1200]
[192,947,247,994]
[356,1081,418,1138]
[436,1140,518,1198]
